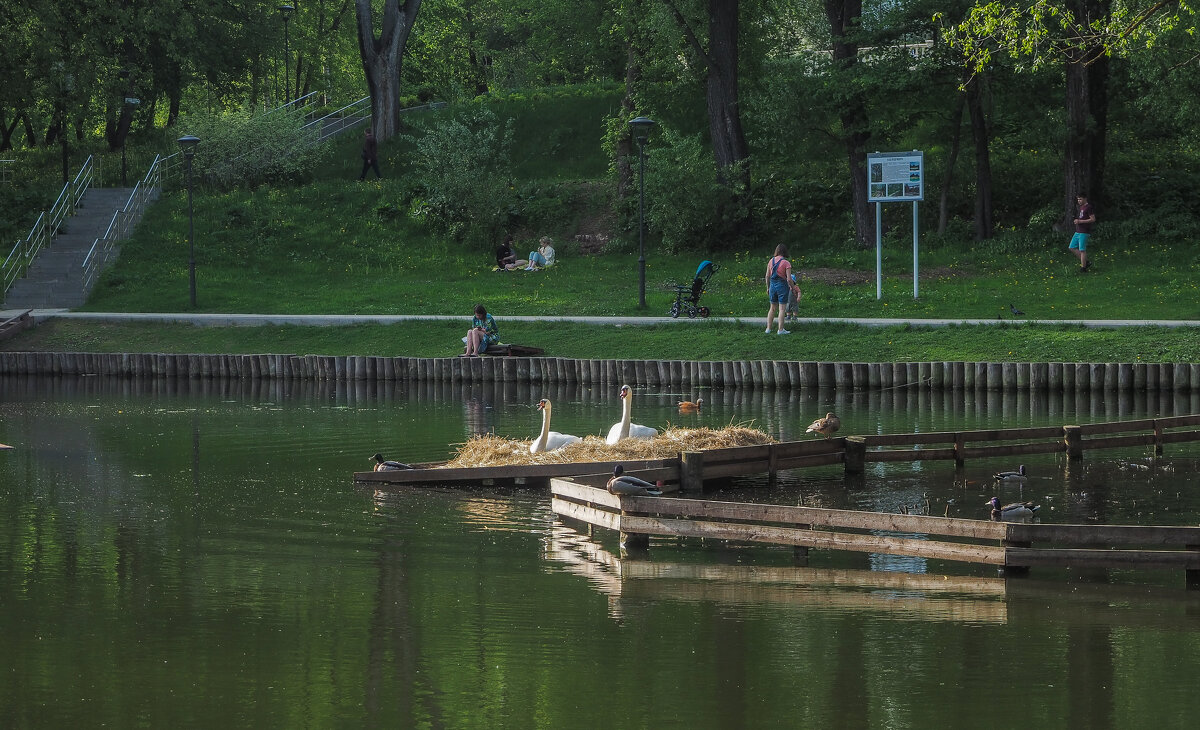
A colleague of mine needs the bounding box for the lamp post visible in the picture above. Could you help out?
[628,116,655,309]
[279,5,294,103]
[178,135,200,308]
[118,69,131,186]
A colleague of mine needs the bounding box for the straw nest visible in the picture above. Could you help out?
[442,425,774,468]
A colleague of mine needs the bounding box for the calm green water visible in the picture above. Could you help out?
[3,375,1200,729]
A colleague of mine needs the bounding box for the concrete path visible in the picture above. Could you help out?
[5,309,1200,329]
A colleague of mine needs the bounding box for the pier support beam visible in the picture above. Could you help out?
[1064,425,1083,459]
[844,436,866,473]
[681,451,705,493]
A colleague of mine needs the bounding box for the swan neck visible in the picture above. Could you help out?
[620,393,632,437]
[540,404,552,441]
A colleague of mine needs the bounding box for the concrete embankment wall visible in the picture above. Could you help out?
[1,351,1199,394]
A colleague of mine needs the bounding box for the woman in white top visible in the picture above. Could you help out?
[524,236,556,271]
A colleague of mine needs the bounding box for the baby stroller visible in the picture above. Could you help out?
[668,260,720,318]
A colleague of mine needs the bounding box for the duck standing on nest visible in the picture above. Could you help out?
[371,453,413,471]
[606,465,663,496]
[677,397,704,413]
[805,412,841,439]
[986,496,1040,522]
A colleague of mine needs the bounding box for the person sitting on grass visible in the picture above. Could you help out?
[464,304,499,356]
[495,236,518,271]
[523,237,557,271]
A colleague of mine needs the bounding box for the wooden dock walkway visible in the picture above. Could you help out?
[355,413,1200,489]
[550,478,1200,589]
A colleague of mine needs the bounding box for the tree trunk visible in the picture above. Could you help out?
[354,0,423,141]
[705,0,750,190]
[0,110,18,152]
[20,112,36,147]
[1062,0,1110,223]
[966,74,993,240]
[937,92,965,234]
[825,0,873,248]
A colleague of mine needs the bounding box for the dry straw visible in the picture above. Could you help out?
[443,425,773,468]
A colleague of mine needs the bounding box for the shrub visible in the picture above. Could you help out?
[403,106,517,247]
[178,107,329,189]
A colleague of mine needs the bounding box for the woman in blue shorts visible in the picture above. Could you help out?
[764,244,799,335]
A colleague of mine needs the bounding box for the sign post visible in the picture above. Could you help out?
[867,151,924,299]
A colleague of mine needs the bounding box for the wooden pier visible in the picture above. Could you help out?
[550,477,1200,589]
[356,414,1200,489]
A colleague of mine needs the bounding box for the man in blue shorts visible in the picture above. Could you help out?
[1069,192,1095,273]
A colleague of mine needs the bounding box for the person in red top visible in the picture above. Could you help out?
[764,244,800,335]
[1069,192,1095,272]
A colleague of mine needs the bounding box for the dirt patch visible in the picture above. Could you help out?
[800,266,968,286]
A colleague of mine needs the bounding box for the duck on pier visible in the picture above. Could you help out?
[993,464,1028,482]
[371,453,413,471]
[606,465,663,496]
[677,397,704,413]
[530,398,581,453]
[987,496,1040,522]
[805,412,841,439]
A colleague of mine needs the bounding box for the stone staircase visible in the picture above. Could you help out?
[3,187,136,309]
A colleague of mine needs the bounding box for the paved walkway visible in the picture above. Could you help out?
[5,309,1200,328]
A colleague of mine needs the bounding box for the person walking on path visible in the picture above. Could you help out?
[764,244,800,335]
[358,128,381,180]
[1070,192,1095,272]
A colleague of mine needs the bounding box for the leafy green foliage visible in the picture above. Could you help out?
[180,108,330,189]
[403,106,517,247]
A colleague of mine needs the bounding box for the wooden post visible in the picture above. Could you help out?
[1153,419,1164,456]
[1187,544,1200,590]
[767,443,778,487]
[844,436,866,473]
[954,432,965,470]
[681,451,705,493]
[1064,425,1083,459]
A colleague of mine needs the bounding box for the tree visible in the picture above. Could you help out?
[354,0,424,140]
[824,0,873,248]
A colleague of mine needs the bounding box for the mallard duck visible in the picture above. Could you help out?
[606,384,658,445]
[987,496,1040,522]
[993,464,1028,482]
[805,412,841,439]
[371,453,412,471]
[530,398,582,453]
[606,465,663,496]
[677,397,704,413]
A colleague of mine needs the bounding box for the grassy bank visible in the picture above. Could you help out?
[5,319,1199,364]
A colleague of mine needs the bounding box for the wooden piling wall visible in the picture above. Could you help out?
[2,351,1200,395]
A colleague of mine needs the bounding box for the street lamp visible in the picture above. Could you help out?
[279,5,294,103]
[628,116,655,309]
[118,69,131,186]
[178,135,200,308]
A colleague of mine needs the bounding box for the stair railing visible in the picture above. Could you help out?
[81,154,163,291]
[2,155,95,301]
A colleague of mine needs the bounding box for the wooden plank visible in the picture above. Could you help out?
[1007,548,1200,569]
[619,516,1008,565]
[353,457,677,484]
[1078,418,1155,435]
[704,460,774,479]
[1005,523,1200,546]
[1155,414,1200,429]
[552,497,622,531]
[550,479,623,510]
[700,444,773,464]
[864,447,957,463]
[616,496,1010,540]
[772,439,846,458]
[775,453,845,470]
[959,441,1066,459]
[1080,433,1156,450]
[861,426,1063,446]
[1156,430,1200,445]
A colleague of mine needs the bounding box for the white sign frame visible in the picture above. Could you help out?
[867,151,924,300]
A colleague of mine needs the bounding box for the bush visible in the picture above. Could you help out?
[178,107,329,189]
[403,106,517,247]
[642,129,747,253]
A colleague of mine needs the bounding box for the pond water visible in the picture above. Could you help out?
[3,375,1200,728]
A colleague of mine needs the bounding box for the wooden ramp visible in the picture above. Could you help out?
[355,457,681,489]
[551,477,1200,589]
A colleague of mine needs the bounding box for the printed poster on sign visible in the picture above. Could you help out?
[867,151,924,202]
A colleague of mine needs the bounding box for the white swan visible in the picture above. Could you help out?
[605,384,658,445]
[530,399,581,453]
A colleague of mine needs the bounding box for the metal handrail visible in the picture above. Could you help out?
[262,91,321,118]
[81,153,163,290]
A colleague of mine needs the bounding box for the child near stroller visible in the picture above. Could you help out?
[785,273,801,322]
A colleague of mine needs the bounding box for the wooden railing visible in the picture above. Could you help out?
[550,478,1200,587]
